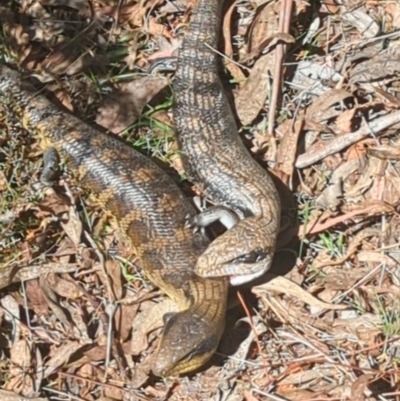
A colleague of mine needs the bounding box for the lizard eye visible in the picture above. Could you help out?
[229,248,270,264]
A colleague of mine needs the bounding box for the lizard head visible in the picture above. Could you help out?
[151,309,222,377]
[195,217,277,286]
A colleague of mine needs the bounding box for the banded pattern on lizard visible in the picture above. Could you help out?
[0,64,228,377]
[173,0,281,285]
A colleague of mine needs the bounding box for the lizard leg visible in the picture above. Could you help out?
[191,205,240,230]
[148,57,178,75]
[40,146,60,186]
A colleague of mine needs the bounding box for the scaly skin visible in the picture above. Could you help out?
[174,0,281,284]
[0,64,228,377]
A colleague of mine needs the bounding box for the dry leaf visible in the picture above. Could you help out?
[131,299,178,355]
[0,389,48,401]
[39,274,69,324]
[60,206,82,246]
[306,89,354,122]
[351,374,373,401]
[276,118,303,178]
[342,8,379,39]
[96,76,169,133]
[247,1,279,54]
[43,341,85,379]
[253,275,347,310]
[235,53,274,125]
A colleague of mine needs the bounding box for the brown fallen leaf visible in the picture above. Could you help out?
[242,33,294,65]
[40,274,69,324]
[316,157,364,209]
[60,205,82,246]
[300,200,395,236]
[222,0,246,82]
[25,280,49,316]
[276,117,303,179]
[357,251,398,267]
[276,389,326,401]
[247,1,279,55]
[96,76,169,133]
[43,341,86,379]
[306,89,354,122]
[235,53,275,125]
[367,143,400,160]
[44,272,83,299]
[335,108,357,134]
[10,338,31,371]
[131,299,178,356]
[41,51,105,77]
[0,389,48,401]
[253,275,347,310]
[351,374,374,401]
[386,1,400,29]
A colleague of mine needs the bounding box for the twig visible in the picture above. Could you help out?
[268,0,293,135]
[295,111,400,168]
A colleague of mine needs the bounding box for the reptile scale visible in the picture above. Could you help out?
[0,64,227,377]
[0,0,280,377]
[174,0,281,284]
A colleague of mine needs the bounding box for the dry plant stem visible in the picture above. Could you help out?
[269,0,293,135]
[295,111,400,168]
[236,290,269,374]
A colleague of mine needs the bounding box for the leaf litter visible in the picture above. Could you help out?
[1,0,400,400]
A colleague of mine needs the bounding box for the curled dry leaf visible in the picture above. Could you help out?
[306,89,354,123]
[234,1,281,125]
[131,299,178,356]
[275,117,303,180]
[221,0,245,82]
[386,1,400,29]
[316,157,364,209]
[247,1,279,54]
[39,274,69,324]
[351,374,374,401]
[291,60,343,97]
[96,76,169,133]
[43,341,85,379]
[235,53,275,125]
[367,143,400,160]
[252,275,347,310]
[300,200,395,237]
[222,316,267,372]
[342,8,380,39]
[60,205,82,246]
[295,110,400,168]
[0,389,48,401]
